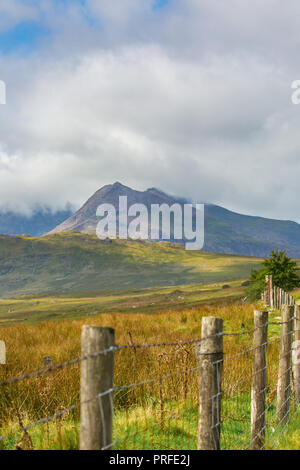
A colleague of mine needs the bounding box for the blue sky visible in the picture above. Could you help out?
[153,0,169,9]
[0,0,170,55]
[0,0,83,54]
[0,21,50,54]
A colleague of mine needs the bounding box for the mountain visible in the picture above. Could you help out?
[49,182,300,258]
[49,182,184,235]
[0,207,73,237]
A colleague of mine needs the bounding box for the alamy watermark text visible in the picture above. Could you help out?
[96,196,205,250]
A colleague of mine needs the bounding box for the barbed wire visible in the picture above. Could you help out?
[0,362,201,445]
[0,345,120,386]
[0,329,261,387]
[1,310,299,450]
[0,320,295,386]
[0,388,113,443]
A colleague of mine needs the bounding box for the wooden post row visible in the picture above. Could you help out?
[198,317,223,450]
[80,326,115,450]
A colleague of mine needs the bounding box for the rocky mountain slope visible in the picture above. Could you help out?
[49,182,300,257]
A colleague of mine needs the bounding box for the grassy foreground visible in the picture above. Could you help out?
[0,299,298,450]
[1,397,298,450]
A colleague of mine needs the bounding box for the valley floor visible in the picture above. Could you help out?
[0,279,248,325]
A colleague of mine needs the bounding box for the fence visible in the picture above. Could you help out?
[0,304,299,450]
[264,275,296,309]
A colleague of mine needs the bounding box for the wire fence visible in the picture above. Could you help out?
[0,302,299,451]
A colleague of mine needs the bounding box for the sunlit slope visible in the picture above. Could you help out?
[0,231,262,297]
[0,280,249,324]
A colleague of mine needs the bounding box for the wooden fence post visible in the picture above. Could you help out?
[276,305,294,424]
[0,340,5,365]
[80,326,115,450]
[251,310,268,450]
[198,317,223,450]
[270,276,274,310]
[265,275,270,306]
[293,305,300,404]
[279,289,282,308]
[43,356,53,368]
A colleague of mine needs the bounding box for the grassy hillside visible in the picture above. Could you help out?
[0,231,263,298]
[0,301,298,450]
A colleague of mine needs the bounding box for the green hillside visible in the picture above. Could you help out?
[0,231,263,298]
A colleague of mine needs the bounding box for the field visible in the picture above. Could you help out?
[0,279,250,325]
[0,234,299,450]
[0,232,263,298]
[0,299,299,450]
[0,231,264,325]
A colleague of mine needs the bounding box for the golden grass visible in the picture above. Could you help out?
[0,300,293,450]
[0,302,272,417]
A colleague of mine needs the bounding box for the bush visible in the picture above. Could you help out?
[245,249,300,302]
[245,279,264,301]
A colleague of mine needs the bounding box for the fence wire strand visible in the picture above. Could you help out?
[0,304,299,450]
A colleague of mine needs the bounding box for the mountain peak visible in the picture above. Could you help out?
[111,181,125,188]
[47,182,300,259]
[147,187,166,195]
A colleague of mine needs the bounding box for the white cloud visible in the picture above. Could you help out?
[0,1,300,221]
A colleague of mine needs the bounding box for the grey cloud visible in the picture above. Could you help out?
[0,1,300,222]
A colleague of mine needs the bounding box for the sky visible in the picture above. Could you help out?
[0,0,300,221]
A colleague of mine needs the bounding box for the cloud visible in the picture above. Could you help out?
[0,1,300,222]
[0,1,38,33]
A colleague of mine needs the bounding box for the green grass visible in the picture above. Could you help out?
[1,396,298,450]
[0,231,263,299]
[0,297,298,450]
[267,409,300,450]
[0,279,250,325]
